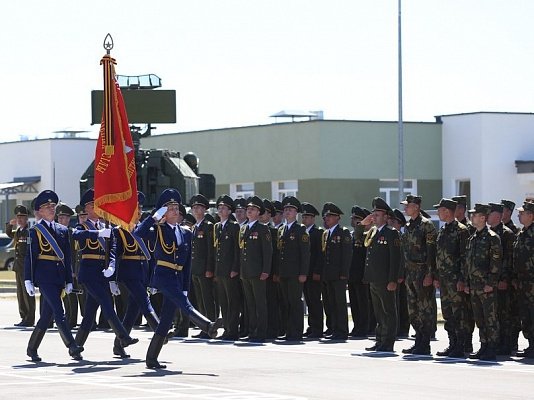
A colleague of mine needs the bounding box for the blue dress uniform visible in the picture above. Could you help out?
[134,188,223,369]
[24,190,83,362]
[73,188,138,351]
[110,224,160,357]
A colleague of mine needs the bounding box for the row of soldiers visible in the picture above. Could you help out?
[12,188,534,366]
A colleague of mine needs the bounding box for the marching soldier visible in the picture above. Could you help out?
[358,198,401,351]
[400,195,437,355]
[7,205,34,327]
[321,202,352,341]
[348,205,371,338]
[56,203,79,329]
[73,188,138,352]
[513,200,534,358]
[190,194,217,338]
[109,192,160,358]
[487,202,516,355]
[301,202,325,339]
[276,196,310,341]
[213,195,241,340]
[238,196,273,343]
[135,188,223,368]
[433,198,469,358]
[24,190,84,362]
[465,204,502,361]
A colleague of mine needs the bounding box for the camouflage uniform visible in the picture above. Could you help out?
[490,222,516,354]
[402,214,437,353]
[465,225,502,358]
[513,221,534,356]
[435,219,470,356]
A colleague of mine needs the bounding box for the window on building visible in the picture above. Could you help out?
[272,180,298,201]
[379,179,418,205]
[230,183,254,199]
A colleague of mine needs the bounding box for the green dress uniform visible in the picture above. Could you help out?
[303,222,325,338]
[465,222,502,360]
[6,216,35,327]
[277,221,310,340]
[214,217,241,340]
[358,222,401,351]
[191,218,216,323]
[239,207,273,342]
[266,223,282,339]
[402,210,438,355]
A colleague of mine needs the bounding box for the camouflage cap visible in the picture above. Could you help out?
[400,195,422,205]
[468,203,490,215]
[517,201,534,213]
[500,199,516,211]
[488,202,504,214]
[433,198,457,211]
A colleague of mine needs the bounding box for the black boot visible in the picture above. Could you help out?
[448,335,466,358]
[412,335,431,355]
[437,334,456,357]
[516,340,534,358]
[464,333,473,353]
[189,308,224,339]
[497,335,511,356]
[480,344,497,361]
[107,317,139,348]
[146,334,167,369]
[402,332,420,354]
[469,343,487,359]
[75,328,90,347]
[57,320,84,361]
[27,327,46,362]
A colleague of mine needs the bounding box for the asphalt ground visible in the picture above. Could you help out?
[1,296,534,399]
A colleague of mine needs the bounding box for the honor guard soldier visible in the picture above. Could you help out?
[348,205,371,338]
[213,195,242,340]
[260,199,283,339]
[190,194,217,338]
[400,195,437,355]
[135,189,223,368]
[73,188,139,352]
[7,205,35,327]
[357,198,401,351]
[512,201,534,358]
[321,202,352,341]
[501,199,520,234]
[433,198,470,358]
[301,202,325,338]
[465,204,502,361]
[487,202,516,355]
[24,190,84,362]
[56,203,79,329]
[276,196,310,341]
[109,192,160,358]
[238,196,273,343]
[388,208,410,338]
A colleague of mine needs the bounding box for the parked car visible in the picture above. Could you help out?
[0,233,15,271]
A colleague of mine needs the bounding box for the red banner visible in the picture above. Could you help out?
[94,54,138,231]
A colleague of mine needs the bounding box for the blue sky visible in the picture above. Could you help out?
[1,0,534,141]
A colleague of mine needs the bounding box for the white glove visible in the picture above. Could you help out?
[24,280,35,296]
[148,287,158,295]
[153,206,168,221]
[65,283,73,294]
[182,291,188,297]
[102,265,115,278]
[98,228,112,238]
[109,281,121,296]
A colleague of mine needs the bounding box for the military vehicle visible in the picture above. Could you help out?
[82,73,215,209]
